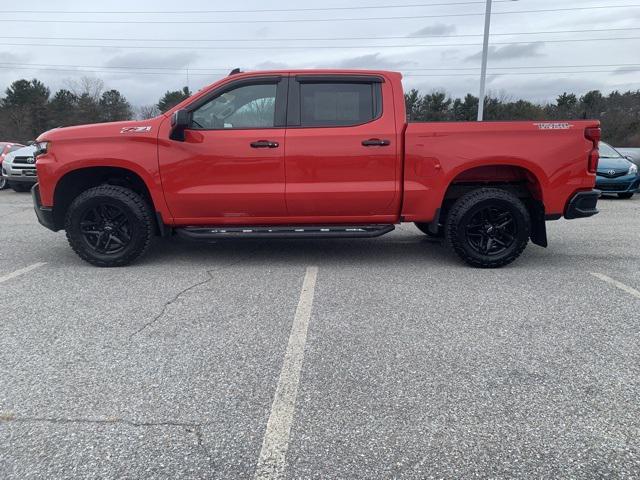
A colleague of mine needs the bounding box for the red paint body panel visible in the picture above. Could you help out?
[35,69,598,229]
[284,75,402,218]
[403,121,598,220]
[157,119,287,222]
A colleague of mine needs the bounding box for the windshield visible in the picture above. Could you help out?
[599,142,622,158]
[7,145,24,153]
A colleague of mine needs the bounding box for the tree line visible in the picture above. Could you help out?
[1,76,638,146]
[405,89,640,146]
[0,77,191,143]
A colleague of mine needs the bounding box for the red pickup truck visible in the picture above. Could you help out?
[32,69,600,268]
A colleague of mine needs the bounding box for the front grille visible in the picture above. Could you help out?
[13,156,35,165]
[597,170,627,179]
[598,182,630,191]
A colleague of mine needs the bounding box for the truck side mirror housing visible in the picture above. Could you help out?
[170,109,190,141]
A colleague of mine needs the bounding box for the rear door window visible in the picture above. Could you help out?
[289,78,382,127]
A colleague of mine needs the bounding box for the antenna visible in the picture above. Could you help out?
[229,68,242,76]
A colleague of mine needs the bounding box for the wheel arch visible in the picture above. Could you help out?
[437,163,548,247]
[52,166,163,234]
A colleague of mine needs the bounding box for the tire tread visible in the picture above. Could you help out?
[445,188,530,268]
[64,185,153,267]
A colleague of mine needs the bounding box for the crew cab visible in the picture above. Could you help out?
[32,69,601,268]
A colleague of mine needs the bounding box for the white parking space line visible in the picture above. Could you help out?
[591,272,640,300]
[254,266,319,480]
[0,262,47,284]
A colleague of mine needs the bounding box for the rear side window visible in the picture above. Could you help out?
[295,81,381,127]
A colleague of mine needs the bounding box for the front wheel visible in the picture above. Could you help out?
[618,192,634,199]
[65,185,153,267]
[445,188,531,268]
[0,176,8,190]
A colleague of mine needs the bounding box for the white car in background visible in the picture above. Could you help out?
[0,142,25,190]
[1,144,38,192]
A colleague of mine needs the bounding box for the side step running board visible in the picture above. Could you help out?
[176,224,395,240]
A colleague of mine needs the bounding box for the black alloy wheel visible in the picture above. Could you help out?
[445,188,531,268]
[80,203,132,255]
[65,185,153,267]
[465,205,517,256]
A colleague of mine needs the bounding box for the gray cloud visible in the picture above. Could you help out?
[104,51,200,70]
[466,43,545,62]
[253,61,290,70]
[408,23,456,37]
[0,0,636,106]
[335,53,417,70]
[613,66,640,76]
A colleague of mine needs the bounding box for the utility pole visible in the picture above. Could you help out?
[477,0,492,121]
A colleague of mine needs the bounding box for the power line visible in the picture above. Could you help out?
[1,5,638,24]
[0,62,228,72]
[2,36,639,51]
[0,1,517,14]
[1,27,638,43]
[0,65,638,78]
[405,69,640,77]
[3,62,640,73]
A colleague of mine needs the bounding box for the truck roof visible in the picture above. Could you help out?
[225,68,403,79]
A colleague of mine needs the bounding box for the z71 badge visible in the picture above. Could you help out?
[120,126,152,134]
[533,122,574,130]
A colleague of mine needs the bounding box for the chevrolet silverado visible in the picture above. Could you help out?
[32,69,601,268]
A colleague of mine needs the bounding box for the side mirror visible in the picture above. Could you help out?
[170,109,190,141]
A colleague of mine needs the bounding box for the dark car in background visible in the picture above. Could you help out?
[0,142,25,189]
[596,142,640,199]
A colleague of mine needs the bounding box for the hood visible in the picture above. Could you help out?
[4,145,37,163]
[37,118,162,142]
[597,156,633,172]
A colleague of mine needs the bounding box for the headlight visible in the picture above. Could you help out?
[34,141,49,157]
[629,163,638,175]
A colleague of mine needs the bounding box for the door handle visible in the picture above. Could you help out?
[250,140,279,148]
[362,138,390,147]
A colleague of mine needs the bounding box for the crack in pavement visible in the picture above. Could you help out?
[1,415,214,429]
[130,242,265,339]
[193,424,217,476]
[3,414,219,472]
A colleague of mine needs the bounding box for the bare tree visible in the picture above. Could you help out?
[65,76,105,102]
[137,104,161,120]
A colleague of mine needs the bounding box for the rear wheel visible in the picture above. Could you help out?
[618,192,634,199]
[10,182,31,192]
[445,188,531,268]
[414,222,443,238]
[65,185,153,267]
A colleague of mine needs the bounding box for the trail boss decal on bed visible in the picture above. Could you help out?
[533,122,574,130]
[120,126,152,133]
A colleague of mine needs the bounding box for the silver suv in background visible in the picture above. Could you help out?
[1,145,38,192]
[0,142,25,190]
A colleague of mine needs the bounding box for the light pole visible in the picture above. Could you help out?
[477,0,492,121]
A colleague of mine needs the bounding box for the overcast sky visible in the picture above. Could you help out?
[0,0,639,108]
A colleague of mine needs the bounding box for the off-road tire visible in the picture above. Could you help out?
[414,222,443,238]
[65,185,153,267]
[445,188,531,268]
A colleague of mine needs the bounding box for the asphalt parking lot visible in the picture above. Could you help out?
[1,189,639,479]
